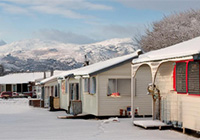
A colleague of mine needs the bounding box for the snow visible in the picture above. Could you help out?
[73,50,141,76]
[133,36,200,64]
[41,50,141,82]
[0,70,65,85]
[0,38,139,72]
[0,72,49,84]
[102,117,120,124]
[0,98,29,114]
[40,70,74,84]
[0,99,197,140]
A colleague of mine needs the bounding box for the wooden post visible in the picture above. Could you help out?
[183,127,185,134]
[153,100,156,120]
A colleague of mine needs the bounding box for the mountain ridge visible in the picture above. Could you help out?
[0,38,139,73]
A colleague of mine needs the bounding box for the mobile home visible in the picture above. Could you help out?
[131,37,200,132]
[0,72,48,95]
[40,71,69,108]
[66,51,141,116]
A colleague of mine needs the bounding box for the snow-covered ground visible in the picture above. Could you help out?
[0,99,198,140]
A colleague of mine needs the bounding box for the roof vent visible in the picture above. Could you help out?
[84,55,90,66]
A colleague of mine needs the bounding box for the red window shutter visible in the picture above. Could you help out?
[173,65,176,91]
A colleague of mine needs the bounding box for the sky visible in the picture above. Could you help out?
[0,0,200,44]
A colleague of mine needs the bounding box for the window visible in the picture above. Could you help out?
[84,77,96,94]
[69,83,79,100]
[188,62,200,94]
[22,83,28,92]
[90,77,96,94]
[117,79,131,95]
[108,79,117,95]
[12,85,16,92]
[17,84,21,92]
[58,83,60,97]
[108,79,131,96]
[84,78,90,92]
[69,84,74,100]
[174,61,200,95]
[75,84,79,100]
[1,85,4,92]
[176,62,187,93]
[55,85,58,97]
[51,86,54,96]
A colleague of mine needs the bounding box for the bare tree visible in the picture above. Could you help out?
[137,9,200,52]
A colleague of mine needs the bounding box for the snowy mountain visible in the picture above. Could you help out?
[0,40,6,46]
[0,38,139,72]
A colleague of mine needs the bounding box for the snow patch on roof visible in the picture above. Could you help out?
[0,72,48,84]
[0,70,66,84]
[40,50,141,83]
[40,70,75,84]
[132,36,200,64]
[74,50,140,76]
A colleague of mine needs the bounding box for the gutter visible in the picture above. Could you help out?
[131,53,197,65]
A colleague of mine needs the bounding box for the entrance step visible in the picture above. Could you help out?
[133,119,172,129]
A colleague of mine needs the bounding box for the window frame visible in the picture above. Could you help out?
[175,62,187,94]
[174,60,200,96]
[84,77,96,94]
[90,77,96,94]
[188,61,200,94]
[55,85,58,97]
[107,78,131,96]
[84,78,90,93]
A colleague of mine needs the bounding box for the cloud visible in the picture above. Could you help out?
[2,0,113,10]
[90,24,145,40]
[0,0,113,19]
[34,29,96,44]
[30,5,90,19]
[115,0,200,12]
[0,3,31,15]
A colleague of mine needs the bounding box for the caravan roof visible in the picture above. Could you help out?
[73,50,141,76]
[132,37,200,64]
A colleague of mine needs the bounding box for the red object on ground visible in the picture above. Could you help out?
[0,91,13,98]
[23,92,33,97]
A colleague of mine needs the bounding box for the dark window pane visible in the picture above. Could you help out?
[188,62,200,94]
[17,84,21,92]
[55,85,57,97]
[23,83,28,92]
[176,62,186,93]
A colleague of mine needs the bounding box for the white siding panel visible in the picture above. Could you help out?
[82,77,98,115]
[134,65,152,116]
[82,93,97,115]
[155,62,174,121]
[98,63,131,116]
[182,96,200,131]
[60,93,68,110]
